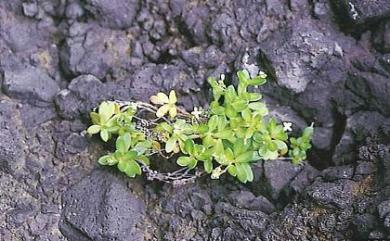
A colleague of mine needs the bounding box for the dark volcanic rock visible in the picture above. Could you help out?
[85,0,139,29]
[0,99,26,174]
[60,170,145,241]
[344,71,390,116]
[227,191,275,214]
[378,200,390,219]
[287,163,320,194]
[260,160,302,200]
[333,111,386,165]
[373,22,390,53]
[306,179,357,209]
[3,66,60,106]
[332,0,390,26]
[61,22,133,79]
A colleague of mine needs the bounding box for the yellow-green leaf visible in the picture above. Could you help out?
[87,125,101,135]
[150,92,169,105]
[156,104,170,118]
[169,90,177,104]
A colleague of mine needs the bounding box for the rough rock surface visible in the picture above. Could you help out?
[1,0,390,240]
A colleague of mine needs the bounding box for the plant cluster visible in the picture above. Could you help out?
[87,70,313,183]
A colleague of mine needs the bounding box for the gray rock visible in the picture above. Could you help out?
[3,66,60,106]
[288,164,320,194]
[368,230,386,239]
[22,3,38,17]
[228,191,275,214]
[345,72,390,116]
[352,213,377,238]
[181,46,225,68]
[312,127,333,151]
[55,74,105,119]
[378,200,390,219]
[60,170,145,241]
[354,161,375,176]
[306,179,357,209]
[0,99,26,174]
[213,202,269,240]
[84,0,139,29]
[262,160,302,200]
[373,22,390,53]
[65,2,84,19]
[268,105,308,133]
[332,0,390,25]
[321,165,354,181]
[61,22,133,79]
[333,111,386,165]
[19,104,57,128]
[384,214,390,230]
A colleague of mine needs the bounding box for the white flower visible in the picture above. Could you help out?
[191,107,203,119]
[283,122,293,132]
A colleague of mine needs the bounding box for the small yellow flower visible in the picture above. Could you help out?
[150,90,177,119]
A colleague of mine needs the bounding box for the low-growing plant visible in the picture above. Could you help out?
[87,70,313,184]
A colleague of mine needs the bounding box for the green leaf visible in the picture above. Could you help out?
[159,122,173,133]
[233,139,245,156]
[225,105,238,118]
[127,160,142,177]
[224,86,237,103]
[236,151,254,163]
[117,160,127,172]
[194,124,208,134]
[116,133,131,153]
[137,155,150,165]
[236,164,248,183]
[227,165,237,176]
[150,92,169,105]
[98,155,118,166]
[230,117,243,128]
[237,70,250,84]
[202,135,215,147]
[156,104,170,118]
[123,150,138,160]
[177,156,192,166]
[248,102,267,111]
[204,160,213,173]
[248,77,266,86]
[241,108,252,122]
[100,129,109,142]
[133,140,151,155]
[188,158,198,169]
[208,115,219,131]
[214,129,233,139]
[210,101,225,115]
[224,148,235,162]
[184,139,194,155]
[99,101,116,123]
[87,125,101,135]
[243,92,262,102]
[118,160,141,177]
[274,140,288,155]
[217,116,228,131]
[303,125,314,139]
[214,139,224,157]
[242,163,254,182]
[90,112,100,124]
[165,137,177,153]
[259,150,279,160]
[231,100,248,112]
